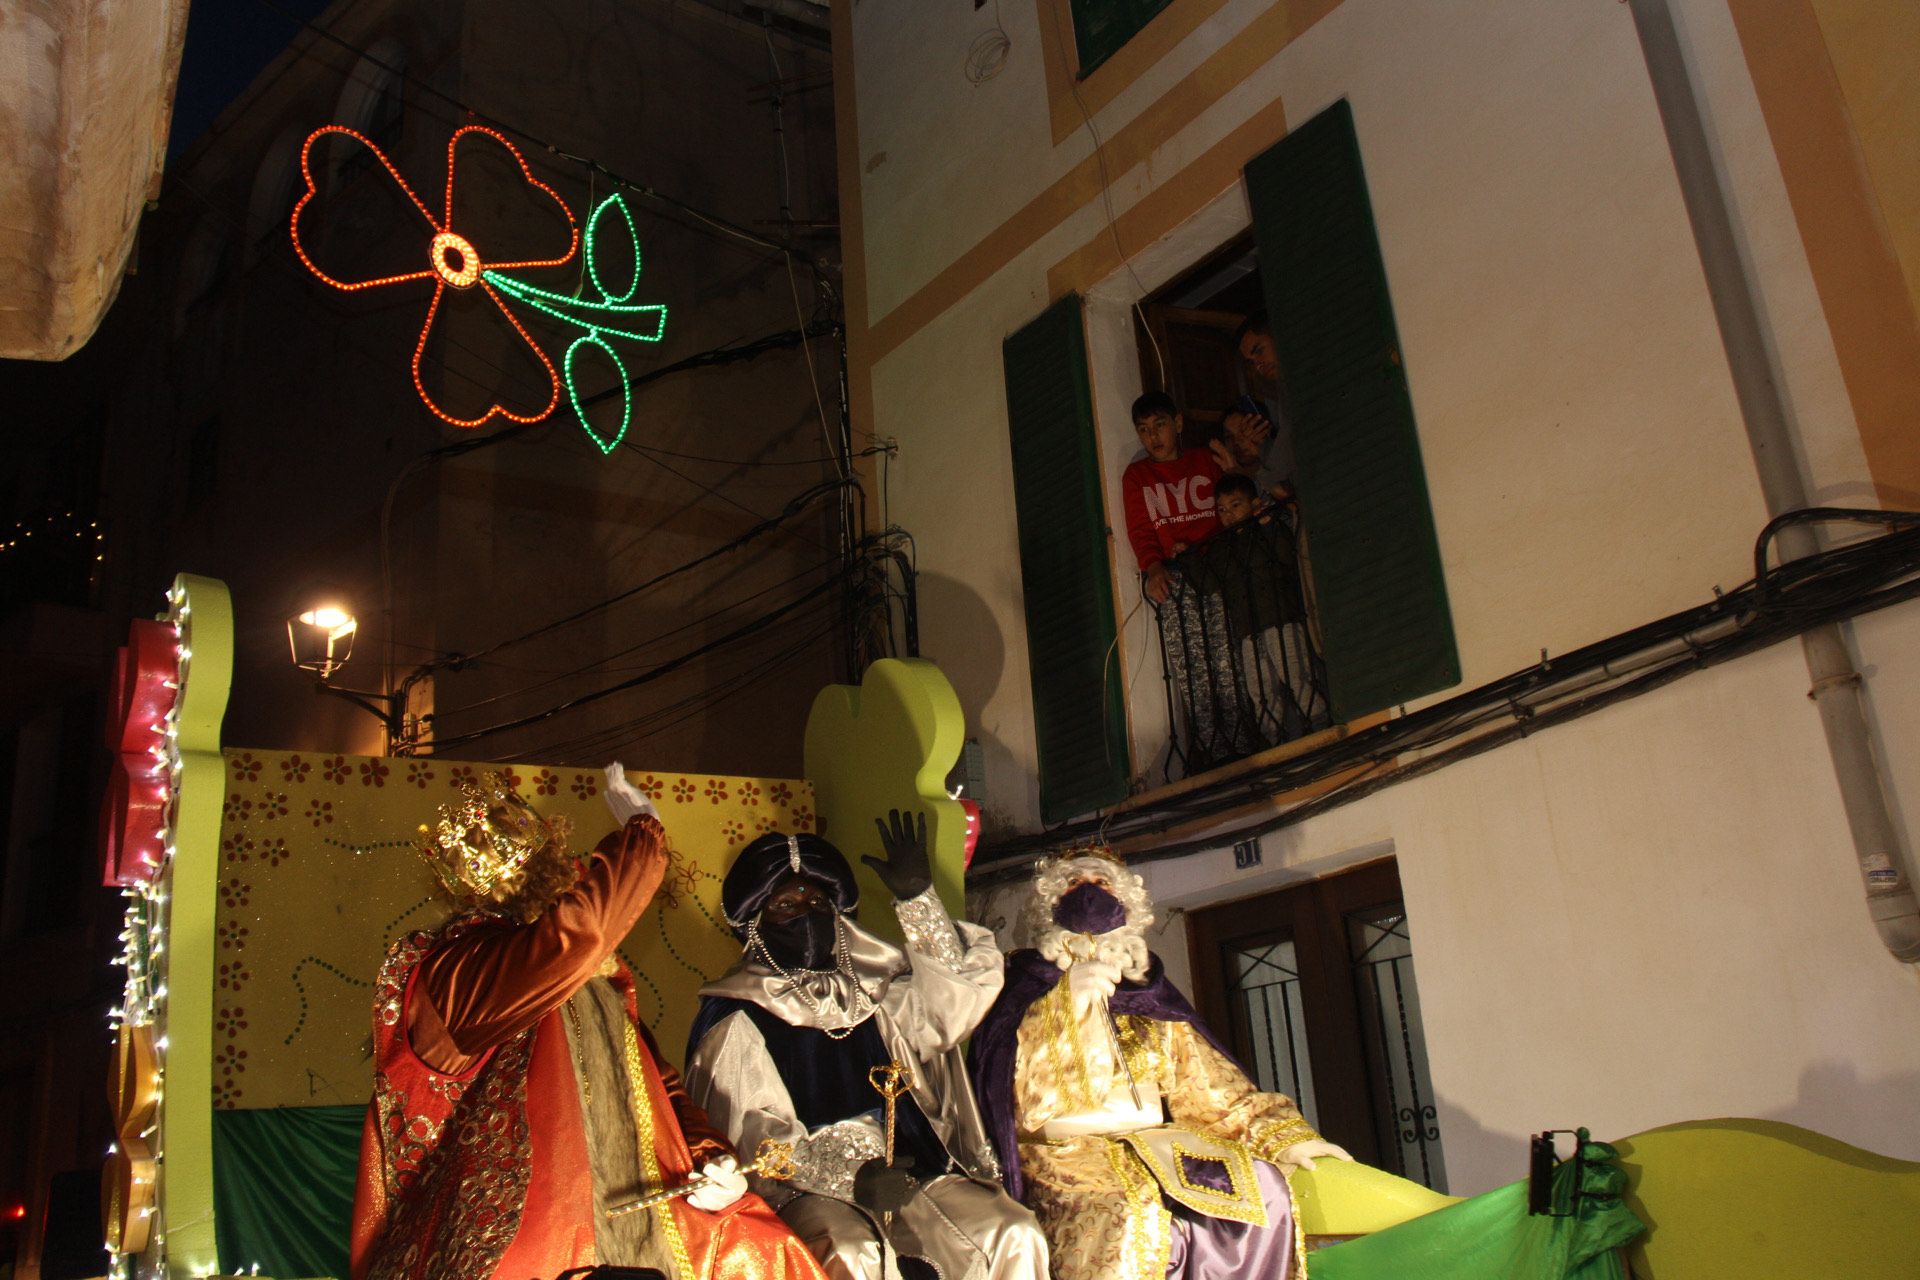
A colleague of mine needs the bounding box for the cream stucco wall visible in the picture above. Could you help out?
[845,0,1920,1190]
[1137,633,1920,1194]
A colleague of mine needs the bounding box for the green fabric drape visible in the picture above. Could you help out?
[213,1104,363,1280]
[1309,1140,1645,1280]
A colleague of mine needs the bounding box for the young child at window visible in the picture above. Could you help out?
[1211,394,1297,508]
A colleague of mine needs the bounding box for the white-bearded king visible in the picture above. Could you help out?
[969,852,1352,1280]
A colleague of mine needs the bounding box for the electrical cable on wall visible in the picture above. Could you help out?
[970,509,1920,881]
[965,0,1013,85]
[426,549,847,719]
[423,559,856,751]
[501,611,841,763]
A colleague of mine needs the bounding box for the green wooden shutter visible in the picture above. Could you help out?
[1070,0,1174,77]
[1003,295,1131,822]
[1245,99,1459,722]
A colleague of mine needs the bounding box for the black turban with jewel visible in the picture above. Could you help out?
[720,831,859,936]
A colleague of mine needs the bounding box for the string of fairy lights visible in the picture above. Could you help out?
[105,584,192,1280]
[0,510,107,594]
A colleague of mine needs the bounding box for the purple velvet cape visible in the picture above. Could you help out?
[968,948,1246,1201]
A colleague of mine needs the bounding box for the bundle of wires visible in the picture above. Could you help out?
[971,508,1920,883]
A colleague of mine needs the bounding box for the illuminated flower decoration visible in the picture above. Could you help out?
[290,125,667,452]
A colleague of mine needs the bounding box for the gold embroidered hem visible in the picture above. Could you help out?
[622,1019,698,1280]
[1113,1129,1268,1227]
[1010,996,1317,1280]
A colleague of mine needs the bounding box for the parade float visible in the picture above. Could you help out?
[95,573,1920,1279]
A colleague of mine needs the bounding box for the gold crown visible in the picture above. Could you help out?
[1048,838,1124,867]
[415,772,556,900]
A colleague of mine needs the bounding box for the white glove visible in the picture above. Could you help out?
[685,1155,748,1213]
[1273,1138,1354,1171]
[1066,960,1122,1015]
[603,761,657,825]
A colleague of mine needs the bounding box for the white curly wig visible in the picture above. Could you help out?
[1021,854,1154,981]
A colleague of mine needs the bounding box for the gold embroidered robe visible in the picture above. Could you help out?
[1012,980,1316,1280]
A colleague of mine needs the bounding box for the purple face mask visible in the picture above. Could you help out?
[1052,882,1128,935]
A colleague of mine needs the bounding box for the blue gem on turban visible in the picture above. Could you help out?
[720,831,859,935]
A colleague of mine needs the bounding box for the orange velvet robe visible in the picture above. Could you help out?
[349,815,826,1280]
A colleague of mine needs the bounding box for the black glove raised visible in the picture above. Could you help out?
[862,808,933,901]
[852,1155,918,1214]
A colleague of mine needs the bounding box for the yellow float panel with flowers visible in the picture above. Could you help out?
[210,750,816,1110]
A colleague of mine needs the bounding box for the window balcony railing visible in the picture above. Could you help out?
[1150,513,1331,777]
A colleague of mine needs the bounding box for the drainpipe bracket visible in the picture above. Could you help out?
[1807,671,1863,700]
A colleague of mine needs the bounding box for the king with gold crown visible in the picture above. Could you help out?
[348,764,829,1280]
[967,845,1353,1280]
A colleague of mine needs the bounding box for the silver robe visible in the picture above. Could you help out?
[684,888,1048,1280]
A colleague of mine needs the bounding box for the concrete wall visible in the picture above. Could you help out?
[843,0,1920,1190]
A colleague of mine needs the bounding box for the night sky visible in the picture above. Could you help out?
[169,0,338,159]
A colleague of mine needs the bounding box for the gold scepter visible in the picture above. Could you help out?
[605,1138,796,1219]
[866,1060,914,1229]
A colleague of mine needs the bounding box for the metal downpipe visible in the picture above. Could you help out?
[1627,0,1920,962]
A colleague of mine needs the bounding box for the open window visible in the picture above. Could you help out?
[1001,101,1459,810]
[1132,100,1460,775]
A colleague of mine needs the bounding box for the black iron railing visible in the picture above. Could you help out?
[1149,514,1330,776]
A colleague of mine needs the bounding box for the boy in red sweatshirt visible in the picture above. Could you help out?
[1119,392,1241,768]
[1121,392,1224,604]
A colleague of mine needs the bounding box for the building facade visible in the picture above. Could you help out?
[833,0,1920,1194]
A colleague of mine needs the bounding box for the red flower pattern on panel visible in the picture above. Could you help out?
[216,1042,249,1078]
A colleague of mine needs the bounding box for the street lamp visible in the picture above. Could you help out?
[287,604,358,678]
[286,600,409,744]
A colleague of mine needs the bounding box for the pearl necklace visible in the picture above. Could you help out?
[747,912,876,1040]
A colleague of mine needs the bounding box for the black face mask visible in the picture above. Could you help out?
[1053,882,1128,935]
[757,908,838,971]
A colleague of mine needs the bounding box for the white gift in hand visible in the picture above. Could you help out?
[603,761,658,825]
